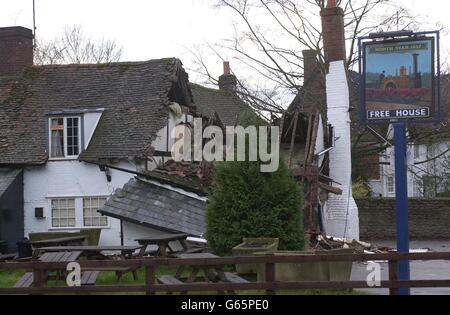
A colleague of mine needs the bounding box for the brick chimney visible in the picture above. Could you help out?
[301,49,326,115]
[0,26,34,77]
[303,50,319,83]
[218,61,237,93]
[320,0,346,64]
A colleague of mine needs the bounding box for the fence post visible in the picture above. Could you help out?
[265,262,276,295]
[32,267,45,296]
[388,258,399,296]
[145,264,156,295]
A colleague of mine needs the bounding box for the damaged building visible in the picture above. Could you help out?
[276,2,360,240]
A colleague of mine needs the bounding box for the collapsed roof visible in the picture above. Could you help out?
[99,177,206,237]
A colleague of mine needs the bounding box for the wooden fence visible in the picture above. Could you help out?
[1,252,450,295]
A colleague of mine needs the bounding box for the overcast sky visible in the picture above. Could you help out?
[1,0,449,81]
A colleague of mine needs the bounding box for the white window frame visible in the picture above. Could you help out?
[50,198,77,228]
[48,116,82,160]
[47,196,111,230]
[387,176,395,194]
[83,197,109,228]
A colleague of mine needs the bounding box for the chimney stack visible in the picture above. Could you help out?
[219,61,237,93]
[302,50,319,83]
[0,26,34,77]
[327,0,336,8]
[320,0,346,64]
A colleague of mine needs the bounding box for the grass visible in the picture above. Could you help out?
[0,269,28,288]
[0,267,367,295]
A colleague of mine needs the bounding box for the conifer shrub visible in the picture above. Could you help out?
[206,159,305,256]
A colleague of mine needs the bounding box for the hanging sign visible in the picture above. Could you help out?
[359,32,441,124]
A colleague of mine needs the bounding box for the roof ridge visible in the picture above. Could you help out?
[31,57,178,70]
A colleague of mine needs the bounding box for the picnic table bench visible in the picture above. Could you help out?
[136,233,189,257]
[157,253,249,294]
[14,251,84,288]
[80,271,101,286]
[39,251,82,262]
[36,246,141,259]
[31,236,87,248]
[0,253,16,262]
[36,245,142,280]
[31,236,87,258]
[14,271,100,288]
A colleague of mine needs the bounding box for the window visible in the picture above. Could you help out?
[83,197,108,227]
[51,199,76,228]
[50,117,81,158]
[387,176,395,194]
[414,145,420,160]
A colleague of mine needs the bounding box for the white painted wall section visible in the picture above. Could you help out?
[24,161,134,245]
[324,60,360,240]
[83,111,103,148]
[315,114,326,167]
[373,141,450,197]
[149,109,191,168]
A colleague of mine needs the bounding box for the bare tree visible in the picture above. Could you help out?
[409,145,450,198]
[188,0,449,183]
[34,25,123,65]
[189,0,428,115]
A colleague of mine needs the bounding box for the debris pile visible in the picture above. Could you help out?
[314,235,371,253]
[314,235,432,255]
[150,159,214,189]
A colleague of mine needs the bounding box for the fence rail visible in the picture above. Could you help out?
[1,252,450,295]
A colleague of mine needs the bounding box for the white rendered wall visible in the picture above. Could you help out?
[148,110,190,169]
[374,141,450,197]
[23,160,135,245]
[324,61,360,240]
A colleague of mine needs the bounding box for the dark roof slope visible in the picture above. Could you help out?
[0,58,191,165]
[190,83,250,126]
[100,178,206,237]
[0,168,22,198]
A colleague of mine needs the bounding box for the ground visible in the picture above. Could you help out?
[351,240,450,295]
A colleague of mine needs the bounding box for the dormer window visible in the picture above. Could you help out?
[49,117,81,159]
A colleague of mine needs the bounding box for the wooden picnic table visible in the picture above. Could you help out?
[36,245,142,259]
[135,233,189,257]
[35,245,143,281]
[0,253,17,262]
[14,251,83,288]
[173,253,225,282]
[39,251,83,262]
[30,236,87,248]
[157,253,249,293]
[31,236,88,259]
